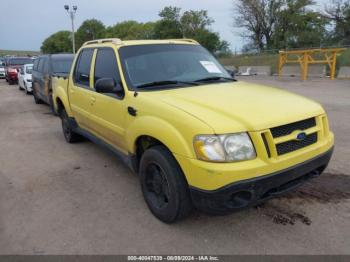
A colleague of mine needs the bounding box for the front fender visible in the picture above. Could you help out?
[125,116,194,158]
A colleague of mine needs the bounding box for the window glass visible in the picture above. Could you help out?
[43,58,49,73]
[38,58,45,72]
[119,44,230,90]
[94,48,120,85]
[52,56,74,73]
[8,58,33,66]
[33,59,39,71]
[26,65,33,74]
[74,49,94,87]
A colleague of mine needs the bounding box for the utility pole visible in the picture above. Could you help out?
[64,5,78,54]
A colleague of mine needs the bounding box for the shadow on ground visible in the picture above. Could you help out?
[255,172,350,226]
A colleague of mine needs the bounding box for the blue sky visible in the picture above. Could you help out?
[0,0,328,52]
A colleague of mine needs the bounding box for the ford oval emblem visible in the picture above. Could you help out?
[296,132,307,141]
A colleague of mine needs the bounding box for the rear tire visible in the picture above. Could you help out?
[33,89,42,104]
[139,145,192,223]
[60,109,83,143]
[49,92,57,115]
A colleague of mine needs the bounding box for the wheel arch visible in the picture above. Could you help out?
[126,116,193,171]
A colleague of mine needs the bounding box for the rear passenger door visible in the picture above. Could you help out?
[33,58,43,97]
[88,47,127,152]
[42,57,51,102]
[69,48,95,129]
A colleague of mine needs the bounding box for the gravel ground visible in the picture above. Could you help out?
[0,77,349,255]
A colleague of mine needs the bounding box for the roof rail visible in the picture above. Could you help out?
[83,38,122,46]
[167,39,199,44]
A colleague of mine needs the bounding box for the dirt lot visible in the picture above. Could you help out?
[0,77,349,255]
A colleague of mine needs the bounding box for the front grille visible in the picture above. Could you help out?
[276,133,317,155]
[271,118,316,138]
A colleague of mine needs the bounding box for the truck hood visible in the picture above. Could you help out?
[149,81,324,133]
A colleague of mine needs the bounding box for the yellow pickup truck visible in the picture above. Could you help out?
[52,38,334,223]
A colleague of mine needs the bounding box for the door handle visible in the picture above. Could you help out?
[90,96,96,105]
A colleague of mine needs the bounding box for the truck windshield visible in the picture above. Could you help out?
[119,44,232,90]
[9,58,34,66]
[52,56,74,73]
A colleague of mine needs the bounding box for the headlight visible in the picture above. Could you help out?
[194,133,256,162]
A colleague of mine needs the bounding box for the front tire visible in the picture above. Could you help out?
[139,145,192,223]
[60,109,82,143]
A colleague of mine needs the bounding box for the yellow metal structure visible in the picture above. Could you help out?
[278,48,346,80]
[52,39,334,191]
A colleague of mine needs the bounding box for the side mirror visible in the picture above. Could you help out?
[226,69,235,78]
[95,78,123,95]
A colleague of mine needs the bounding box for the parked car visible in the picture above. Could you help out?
[52,38,334,223]
[32,54,74,112]
[5,57,34,85]
[0,64,5,79]
[18,64,33,94]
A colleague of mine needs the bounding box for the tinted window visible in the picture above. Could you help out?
[43,58,49,73]
[33,59,39,70]
[9,58,33,66]
[38,58,45,72]
[119,44,230,90]
[94,48,120,85]
[75,49,94,87]
[52,56,74,73]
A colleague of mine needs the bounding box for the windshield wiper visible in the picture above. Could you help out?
[136,80,199,89]
[194,76,236,83]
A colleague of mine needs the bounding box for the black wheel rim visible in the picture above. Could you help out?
[144,163,170,209]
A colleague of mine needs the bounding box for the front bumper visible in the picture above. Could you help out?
[190,147,333,214]
[25,81,32,90]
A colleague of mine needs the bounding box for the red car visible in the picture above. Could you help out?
[5,57,34,85]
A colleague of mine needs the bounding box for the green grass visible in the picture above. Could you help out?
[0,50,40,57]
[219,48,350,75]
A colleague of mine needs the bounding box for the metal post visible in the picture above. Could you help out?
[70,12,75,54]
[302,52,308,81]
[64,5,77,54]
[330,51,337,80]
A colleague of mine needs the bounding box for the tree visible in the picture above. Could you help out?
[106,21,155,39]
[153,6,229,54]
[234,0,284,50]
[324,0,350,45]
[273,0,327,49]
[41,31,72,54]
[41,7,230,55]
[76,19,106,48]
[153,6,183,39]
[233,0,327,50]
[180,10,214,37]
